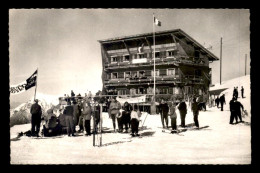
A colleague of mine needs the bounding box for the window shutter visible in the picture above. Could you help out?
[160,69,167,75]
[169,88,173,94]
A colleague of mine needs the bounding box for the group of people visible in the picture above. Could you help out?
[30,94,143,138]
[214,94,226,111]
[233,86,245,99]
[107,97,142,137]
[158,97,200,133]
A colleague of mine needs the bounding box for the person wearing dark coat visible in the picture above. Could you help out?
[30,99,42,137]
[43,109,60,136]
[122,102,133,132]
[71,90,76,103]
[159,99,169,128]
[241,86,245,98]
[63,101,75,136]
[178,99,187,127]
[234,98,244,122]
[72,101,79,133]
[215,96,220,108]
[191,98,200,128]
[219,94,226,111]
[229,97,238,124]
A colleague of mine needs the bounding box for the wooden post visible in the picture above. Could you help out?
[33,68,38,101]
[100,105,103,147]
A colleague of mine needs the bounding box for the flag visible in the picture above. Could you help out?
[10,69,38,95]
[154,16,161,26]
[25,70,37,90]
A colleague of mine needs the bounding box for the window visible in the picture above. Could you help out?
[155,52,160,58]
[167,69,175,76]
[125,71,131,79]
[152,70,159,76]
[111,56,117,63]
[167,50,177,57]
[111,72,118,79]
[139,88,144,94]
[139,71,145,78]
[123,55,130,61]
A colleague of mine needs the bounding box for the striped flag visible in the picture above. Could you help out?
[154,16,161,26]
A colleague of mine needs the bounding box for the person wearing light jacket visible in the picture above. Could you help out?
[130,104,142,137]
[109,97,121,132]
[82,101,92,136]
[168,102,177,133]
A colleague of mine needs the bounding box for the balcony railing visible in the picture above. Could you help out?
[104,56,206,69]
[104,74,205,86]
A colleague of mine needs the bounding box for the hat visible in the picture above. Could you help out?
[35,99,39,102]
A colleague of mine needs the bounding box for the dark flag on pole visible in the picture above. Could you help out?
[25,70,37,90]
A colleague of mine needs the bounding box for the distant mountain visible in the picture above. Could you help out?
[10,101,24,109]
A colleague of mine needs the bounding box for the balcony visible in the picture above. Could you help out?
[104,75,183,87]
[104,56,207,70]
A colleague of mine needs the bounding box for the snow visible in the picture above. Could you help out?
[10,76,251,164]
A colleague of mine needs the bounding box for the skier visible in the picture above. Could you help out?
[168,102,177,133]
[234,97,244,122]
[219,94,226,111]
[241,86,245,98]
[178,99,187,127]
[159,99,169,128]
[229,97,238,124]
[109,97,121,132]
[30,99,42,137]
[191,98,200,128]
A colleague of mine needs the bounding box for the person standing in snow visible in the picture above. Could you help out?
[63,101,75,137]
[219,94,226,111]
[241,86,245,98]
[234,97,244,123]
[178,99,187,127]
[82,101,92,136]
[109,97,121,132]
[159,99,169,128]
[30,99,42,137]
[130,104,142,137]
[72,101,79,133]
[191,98,200,128]
[215,96,220,108]
[121,102,133,133]
[168,102,177,133]
[229,97,238,124]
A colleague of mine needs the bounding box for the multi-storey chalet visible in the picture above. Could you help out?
[98,29,218,105]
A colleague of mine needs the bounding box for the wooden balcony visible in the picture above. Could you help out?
[104,75,205,87]
[104,56,207,70]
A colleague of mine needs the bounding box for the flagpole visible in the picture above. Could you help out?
[34,68,38,101]
[153,13,156,101]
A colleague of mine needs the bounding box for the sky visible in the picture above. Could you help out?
[9,9,250,103]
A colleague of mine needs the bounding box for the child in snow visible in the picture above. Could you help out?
[130,104,142,137]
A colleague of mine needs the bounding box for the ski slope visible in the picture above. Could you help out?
[10,75,251,164]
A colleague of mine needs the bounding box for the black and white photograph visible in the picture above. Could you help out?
[9,9,251,164]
